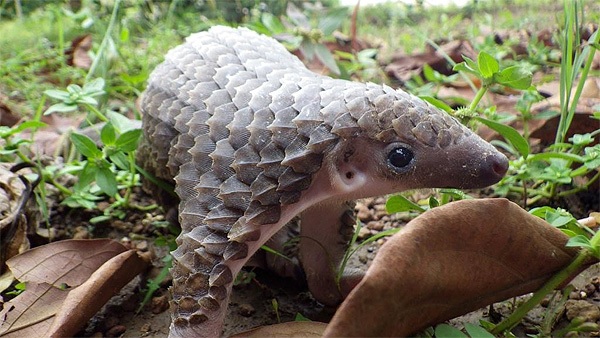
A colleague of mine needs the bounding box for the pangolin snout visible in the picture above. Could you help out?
[477,151,509,187]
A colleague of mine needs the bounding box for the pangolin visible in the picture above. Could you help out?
[138,26,509,337]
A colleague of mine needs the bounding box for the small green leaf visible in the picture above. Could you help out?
[71,133,102,158]
[318,7,348,36]
[83,78,106,96]
[386,195,426,214]
[464,323,495,338]
[566,235,594,250]
[477,51,499,79]
[261,13,285,34]
[107,111,139,133]
[495,66,532,90]
[75,162,96,190]
[434,324,467,338]
[96,166,118,196]
[294,313,311,322]
[420,96,453,113]
[101,123,117,145]
[115,129,142,152]
[314,43,340,75]
[110,152,130,171]
[299,40,316,61]
[474,117,529,158]
[44,89,70,101]
[528,152,585,163]
[428,196,439,208]
[44,103,77,115]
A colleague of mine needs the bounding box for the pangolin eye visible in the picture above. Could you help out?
[388,146,414,169]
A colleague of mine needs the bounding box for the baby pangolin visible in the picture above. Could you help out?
[138,26,509,337]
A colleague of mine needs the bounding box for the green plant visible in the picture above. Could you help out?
[255,3,348,74]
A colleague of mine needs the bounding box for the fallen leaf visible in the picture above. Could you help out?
[48,249,150,337]
[7,239,127,287]
[0,239,149,338]
[66,34,93,69]
[324,198,587,337]
[230,321,327,337]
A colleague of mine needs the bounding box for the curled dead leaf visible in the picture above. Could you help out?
[324,198,586,337]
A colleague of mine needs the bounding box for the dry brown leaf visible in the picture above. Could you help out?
[48,249,150,337]
[66,34,93,69]
[230,321,327,337]
[7,239,126,287]
[324,198,585,337]
[0,282,67,337]
[0,239,149,337]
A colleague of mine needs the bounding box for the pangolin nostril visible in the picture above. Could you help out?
[491,153,509,178]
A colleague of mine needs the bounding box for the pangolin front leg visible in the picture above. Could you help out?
[138,26,509,337]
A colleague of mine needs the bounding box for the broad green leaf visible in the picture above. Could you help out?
[495,66,532,90]
[385,195,426,214]
[464,323,495,338]
[477,51,499,79]
[286,3,310,29]
[96,166,118,196]
[107,111,139,133]
[109,152,130,171]
[76,162,96,190]
[299,40,316,61]
[435,324,467,338]
[474,117,529,158]
[318,7,348,36]
[44,103,77,115]
[261,13,285,34]
[314,43,340,75]
[43,89,70,101]
[101,123,117,145]
[83,78,106,96]
[71,133,102,158]
[566,235,595,251]
[115,129,142,152]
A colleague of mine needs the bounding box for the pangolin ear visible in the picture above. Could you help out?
[330,159,369,194]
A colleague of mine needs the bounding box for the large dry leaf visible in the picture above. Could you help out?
[324,198,585,337]
[230,321,327,337]
[0,239,148,337]
[7,239,126,287]
[48,249,149,337]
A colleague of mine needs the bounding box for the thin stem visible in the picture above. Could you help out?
[491,249,591,335]
[86,0,121,82]
[469,85,488,112]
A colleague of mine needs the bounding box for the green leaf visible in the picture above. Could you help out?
[71,133,102,158]
[96,166,118,196]
[527,152,584,163]
[385,195,426,214]
[261,13,285,34]
[75,162,96,190]
[294,313,311,322]
[115,128,142,152]
[428,196,439,208]
[44,102,77,115]
[314,43,340,75]
[110,152,130,171]
[454,55,479,77]
[464,323,495,338]
[474,117,529,158]
[566,235,594,251]
[495,66,532,90]
[420,96,453,113]
[44,89,70,101]
[434,324,467,338]
[299,40,316,61]
[83,78,106,96]
[477,51,499,79]
[107,111,139,133]
[318,7,348,36]
[101,123,117,145]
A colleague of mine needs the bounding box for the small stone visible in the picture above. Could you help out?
[565,300,600,322]
[357,227,371,239]
[106,325,127,337]
[140,323,152,334]
[136,240,148,251]
[132,224,145,233]
[151,295,170,314]
[570,291,582,300]
[238,303,255,317]
[366,221,384,231]
[356,207,373,222]
[358,253,368,264]
[584,283,597,295]
[72,226,90,239]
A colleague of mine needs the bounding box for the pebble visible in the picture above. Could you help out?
[106,325,127,337]
[565,300,600,322]
[358,227,371,239]
[151,295,170,314]
[358,253,368,264]
[238,303,255,317]
[72,226,90,239]
[366,221,384,231]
